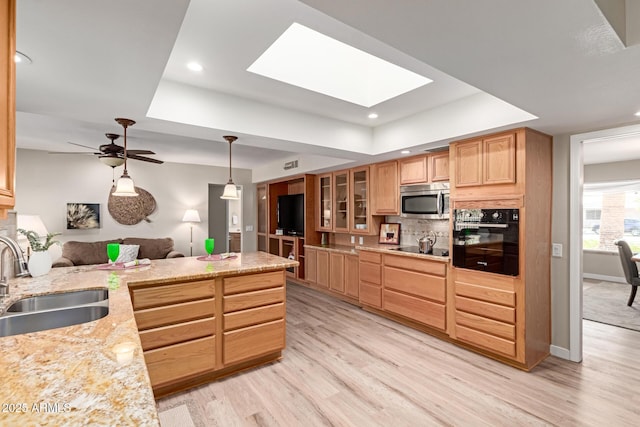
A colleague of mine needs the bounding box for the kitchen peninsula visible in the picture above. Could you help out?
[0,252,297,426]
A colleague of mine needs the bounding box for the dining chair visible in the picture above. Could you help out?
[614,240,640,306]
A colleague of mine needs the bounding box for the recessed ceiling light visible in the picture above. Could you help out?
[635,111,640,117]
[401,150,411,154]
[247,23,432,107]
[187,62,203,72]
[368,113,379,119]
[14,51,32,64]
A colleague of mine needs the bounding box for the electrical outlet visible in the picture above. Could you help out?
[358,236,364,245]
[350,235,355,244]
[245,225,253,232]
[552,243,562,258]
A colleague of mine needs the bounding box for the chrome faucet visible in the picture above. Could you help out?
[0,236,30,294]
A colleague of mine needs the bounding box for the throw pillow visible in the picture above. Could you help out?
[115,244,140,263]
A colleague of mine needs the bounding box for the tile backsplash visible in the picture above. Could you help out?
[385,216,449,249]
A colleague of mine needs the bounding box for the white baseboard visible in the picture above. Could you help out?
[583,273,626,284]
[550,345,575,361]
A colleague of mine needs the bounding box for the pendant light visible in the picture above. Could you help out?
[112,118,139,197]
[220,135,240,200]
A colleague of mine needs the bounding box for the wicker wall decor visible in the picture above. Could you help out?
[108,186,156,225]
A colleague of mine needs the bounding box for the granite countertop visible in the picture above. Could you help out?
[305,243,450,263]
[0,252,298,426]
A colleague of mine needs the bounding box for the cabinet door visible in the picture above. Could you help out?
[350,166,372,234]
[333,170,349,232]
[316,250,329,288]
[317,173,332,231]
[345,254,359,298]
[305,248,317,284]
[399,156,427,185]
[329,252,345,293]
[483,133,516,185]
[372,160,399,215]
[454,140,482,187]
[0,0,16,216]
[430,152,450,182]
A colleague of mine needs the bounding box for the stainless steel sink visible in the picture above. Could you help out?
[0,304,109,337]
[7,289,109,313]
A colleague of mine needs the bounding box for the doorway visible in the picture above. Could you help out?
[208,184,242,254]
[569,122,640,362]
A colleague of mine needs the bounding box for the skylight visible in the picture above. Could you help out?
[247,23,432,108]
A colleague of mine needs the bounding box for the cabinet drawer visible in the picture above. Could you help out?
[359,282,382,308]
[455,324,516,358]
[139,317,216,351]
[455,310,515,340]
[223,319,285,365]
[134,298,215,330]
[455,282,515,307]
[131,279,214,310]
[144,336,216,388]
[223,271,284,295]
[384,255,446,276]
[224,302,285,331]
[455,295,515,324]
[383,290,445,330]
[384,267,445,303]
[224,287,284,313]
[359,250,381,264]
[359,262,381,285]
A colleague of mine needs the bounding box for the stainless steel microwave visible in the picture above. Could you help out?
[400,183,450,219]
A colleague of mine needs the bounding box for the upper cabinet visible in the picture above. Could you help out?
[399,151,450,186]
[316,173,332,231]
[0,0,16,219]
[371,160,399,215]
[451,132,517,193]
[430,152,450,182]
[350,166,379,235]
[333,170,349,233]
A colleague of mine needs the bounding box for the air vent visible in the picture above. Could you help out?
[284,160,299,170]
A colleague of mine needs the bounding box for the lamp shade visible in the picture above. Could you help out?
[99,156,125,168]
[113,174,138,196]
[220,183,239,200]
[182,209,201,223]
[17,214,48,237]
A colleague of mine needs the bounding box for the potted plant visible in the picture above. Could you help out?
[17,228,61,277]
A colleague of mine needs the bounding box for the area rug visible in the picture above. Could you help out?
[157,400,204,427]
[583,279,640,331]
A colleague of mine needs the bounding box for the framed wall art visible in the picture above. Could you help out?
[67,203,100,229]
[379,223,400,245]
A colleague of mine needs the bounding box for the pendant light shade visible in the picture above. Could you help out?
[220,135,240,200]
[112,118,139,197]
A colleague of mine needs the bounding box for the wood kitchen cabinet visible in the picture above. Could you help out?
[451,132,516,191]
[382,254,447,331]
[256,184,268,252]
[399,151,450,185]
[345,254,359,298]
[371,160,399,215]
[305,247,317,284]
[350,166,380,235]
[359,250,382,308]
[304,246,359,300]
[317,173,332,231]
[315,170,349,233]
[0,0,16,219]
[450,127,552,370]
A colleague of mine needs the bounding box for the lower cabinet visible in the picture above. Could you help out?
[382,254,447,331]
[359,250,382,308]
[129,270,286,397]
[305,247,359,299]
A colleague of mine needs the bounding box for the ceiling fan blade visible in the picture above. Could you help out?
[48,151,100,155]
[126,153,164,164]
[126,149,155,155]
[67,141,99,151]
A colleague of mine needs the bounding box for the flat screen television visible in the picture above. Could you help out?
[277,194,304,236]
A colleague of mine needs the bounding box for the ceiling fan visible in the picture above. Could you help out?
[49,133,163,167]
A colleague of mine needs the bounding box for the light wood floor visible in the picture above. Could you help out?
[157,283,640,426]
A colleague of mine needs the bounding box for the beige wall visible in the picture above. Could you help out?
[14,149,256,257]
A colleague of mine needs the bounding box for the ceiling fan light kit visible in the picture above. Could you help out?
[220,135,240,200]
[112,118,139,197]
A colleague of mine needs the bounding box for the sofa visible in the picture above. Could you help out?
[52,237,184,267]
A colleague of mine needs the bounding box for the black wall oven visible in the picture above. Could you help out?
[452,208,520,276]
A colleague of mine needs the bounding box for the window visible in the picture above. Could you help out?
[583,181,640,252]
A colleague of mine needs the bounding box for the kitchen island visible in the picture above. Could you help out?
[0,252,297,426]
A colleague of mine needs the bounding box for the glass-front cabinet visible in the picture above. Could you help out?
[317,173,332,231]
[257,184,267,252]
[333,170,349,233]
[350,166,372,234]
